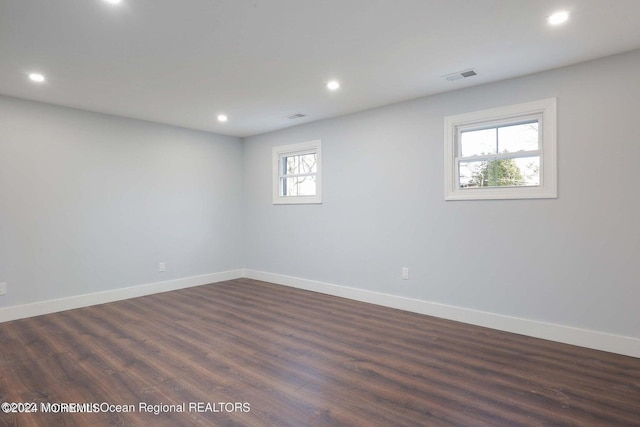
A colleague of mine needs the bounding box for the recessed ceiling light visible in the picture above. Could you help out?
[217,114,228,122]
[547,11,569,25]
[29,73,46,83]
[326,80,340,91]
[104,0,123,4]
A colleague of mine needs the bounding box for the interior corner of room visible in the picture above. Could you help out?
[0,2,640,357]
[2,2,640,423]
[3,49,640,358]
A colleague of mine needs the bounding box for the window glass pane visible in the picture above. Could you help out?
[299,153,317,173]
[296,175,316,196]
[283,155,298,175]
[498,121,539,153]
[513,156,540,186]
[488,159,523,186]
[460,128,496,157]
[459,160,488,188]
[281,176,317,196]
[282,177,298,196]
[459,156,540,188]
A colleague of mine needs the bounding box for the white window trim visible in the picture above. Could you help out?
[444,98,557,200]
[272,140,322,204]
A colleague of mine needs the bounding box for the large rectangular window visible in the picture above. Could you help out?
[272,140,322,204]
[445,98,557,200]
[458,119,541,188]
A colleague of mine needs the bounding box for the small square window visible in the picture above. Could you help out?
[273,141,322,204]
[444,98,557,200]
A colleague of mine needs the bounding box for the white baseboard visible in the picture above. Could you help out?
[243,269,640,358]
[0,269,243,323]
[3,268,638,358]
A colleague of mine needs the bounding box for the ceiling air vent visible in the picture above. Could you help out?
[287,113,307,120]
[443,69,477,82]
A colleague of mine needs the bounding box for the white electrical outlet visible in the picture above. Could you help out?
[159,262,166,272]
[0,282,6,295]
[401,267,409,280]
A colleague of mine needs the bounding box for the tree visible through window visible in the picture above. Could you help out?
[468,158,523,187]
[281,152,317,196]
[272,140,322,204]
[444,98,557,200]
[459,121,540,188]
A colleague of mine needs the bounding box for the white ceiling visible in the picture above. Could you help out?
[1,0,640,137]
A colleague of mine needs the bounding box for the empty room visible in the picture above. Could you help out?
[1,0,639,426]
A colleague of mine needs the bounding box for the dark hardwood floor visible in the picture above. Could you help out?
[0,278,638,426]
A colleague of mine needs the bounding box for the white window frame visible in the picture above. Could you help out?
[272,140,322,204]
[444,98,557,200]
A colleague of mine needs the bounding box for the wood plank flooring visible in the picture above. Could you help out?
[0,278,639,426]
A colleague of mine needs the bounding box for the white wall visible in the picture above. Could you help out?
[243,49,640,341]
[0,96,243,309]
